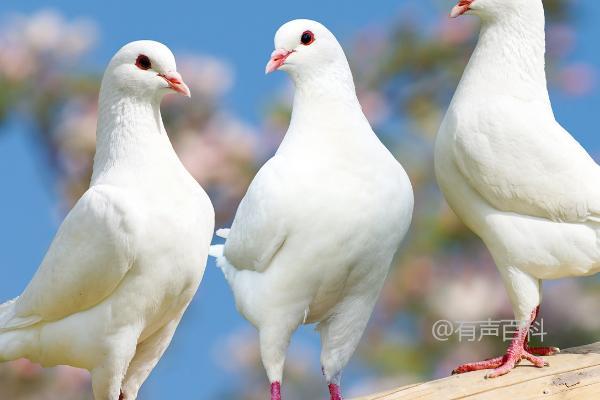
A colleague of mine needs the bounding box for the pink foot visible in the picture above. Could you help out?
[328,383,343,400]
[452,356,504,374]
[452,307,553,378]
[271,381,281,400]
[452,342,548,378]
[485,349,548,378]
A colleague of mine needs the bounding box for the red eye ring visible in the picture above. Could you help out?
[300,30,315,46]
[135,54,152,70]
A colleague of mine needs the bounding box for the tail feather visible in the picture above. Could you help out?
[210,227,237,283]
[215,228,230,239]
[0,330,15,362]
[0,298,32,362]
[208,244,224,258]
[209,236,264,326]
[0,298,18,330]
[0,297,41,332]
[0,329,36,363]
[209,244,238,284]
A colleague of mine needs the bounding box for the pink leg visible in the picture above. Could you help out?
[328,383,343,400]
[271,381,281,400]
[452,307,554,378]
[524,306,560,357]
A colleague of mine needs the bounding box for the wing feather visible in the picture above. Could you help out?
[223,158,288,272]
[2,185,138,329]
[453,100,600,223]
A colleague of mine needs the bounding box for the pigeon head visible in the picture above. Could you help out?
[450,0,543,21]
[102,40,190,99]
[265,19,346,77]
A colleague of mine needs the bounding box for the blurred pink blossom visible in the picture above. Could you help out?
[178,55,234,98]
[0,10,96,83]
[8,358,43,379]
[175,113,258,197]
[53,365,91,391]
[558,62,597,96]
[427,272,508,321]
[546,24,576,58]
[358,90,390,125]
[436,17,477,45]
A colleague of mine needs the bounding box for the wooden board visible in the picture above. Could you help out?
[354,342,600,399]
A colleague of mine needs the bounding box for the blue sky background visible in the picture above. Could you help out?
[0,1,599,399]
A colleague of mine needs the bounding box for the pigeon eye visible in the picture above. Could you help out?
[135,54,152,70]
[300,31,315,46]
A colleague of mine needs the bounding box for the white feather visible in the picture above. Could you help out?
[436,0,600,328]
[0,41,214,400]
[211,19,414,391]
[215,228,230,239]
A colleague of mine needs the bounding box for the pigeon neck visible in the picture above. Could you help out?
[279,64,377,156]
[289,62,364,131]
[458,11,550,104]
[92,86,168,183]
[291,61,358,108]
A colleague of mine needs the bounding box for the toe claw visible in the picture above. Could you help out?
[526,346,561,356]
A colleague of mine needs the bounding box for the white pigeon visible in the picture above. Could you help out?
[0,41,215,399]
[437,0,600,378]
[210,19,414,400]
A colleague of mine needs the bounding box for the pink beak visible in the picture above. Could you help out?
[159,71,191,97]
[450,0,474,18]
[265,49,293,74]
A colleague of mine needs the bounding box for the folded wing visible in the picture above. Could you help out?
[453,100,600,223]
[1,185,138,330]
[223,158,289,272]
